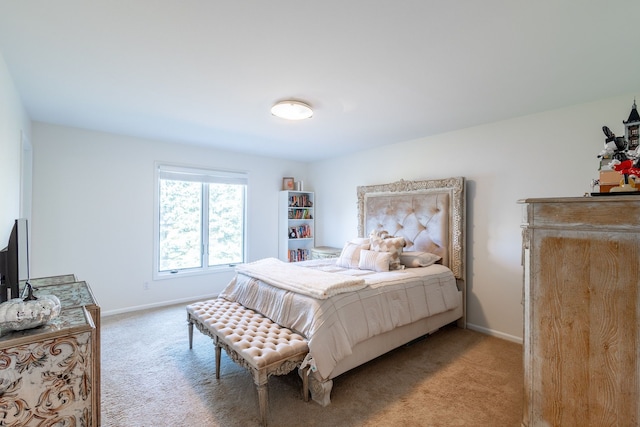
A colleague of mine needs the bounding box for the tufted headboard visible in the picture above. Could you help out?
[357,177,465,282]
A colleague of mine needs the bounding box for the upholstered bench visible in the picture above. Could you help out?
[187,298,309,426]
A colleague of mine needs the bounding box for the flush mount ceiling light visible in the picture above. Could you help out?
[271,100,313,120]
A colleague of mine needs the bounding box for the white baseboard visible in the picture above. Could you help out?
[103,301,524,347]
[466,322,523,344]
[101,293,218,317]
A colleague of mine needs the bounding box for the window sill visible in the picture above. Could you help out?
[153,265,236,281]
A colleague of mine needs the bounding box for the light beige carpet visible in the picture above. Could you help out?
[101,302,523,427]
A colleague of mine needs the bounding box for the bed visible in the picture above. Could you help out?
[219,176,466,406]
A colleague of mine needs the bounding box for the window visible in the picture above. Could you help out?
[155,164,247,277]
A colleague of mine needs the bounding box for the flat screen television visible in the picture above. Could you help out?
[0,218,30,302]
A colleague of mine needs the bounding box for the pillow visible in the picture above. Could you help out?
[358,249,391,272]
[336,241,370,269]
[369,231,405,270]
[400,251,441,268]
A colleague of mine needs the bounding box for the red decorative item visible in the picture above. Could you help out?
[613,160,640,177]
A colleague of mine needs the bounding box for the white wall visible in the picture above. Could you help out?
[0,53,31,243]
[31,123,310,314]
[310,93,638,342]
[29,93,638,338]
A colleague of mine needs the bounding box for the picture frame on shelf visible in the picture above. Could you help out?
[283,177,295,191]
[289,227,298,239]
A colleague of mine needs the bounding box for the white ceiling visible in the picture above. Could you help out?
[1,1,639,162]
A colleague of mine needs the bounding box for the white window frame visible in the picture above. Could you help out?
[153,163,248,280]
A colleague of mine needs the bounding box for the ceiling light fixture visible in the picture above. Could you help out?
[271,100,313,120]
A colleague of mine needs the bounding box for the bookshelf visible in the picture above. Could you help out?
[279,191,315,262]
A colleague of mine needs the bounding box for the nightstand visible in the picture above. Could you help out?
[310,246,341,259]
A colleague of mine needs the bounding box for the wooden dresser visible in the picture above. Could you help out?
[0,275,100,426]
[519,197,639,426]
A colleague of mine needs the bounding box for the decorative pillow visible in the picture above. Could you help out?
[336,241,370,269]
[358,249,392,272]
[400,251,441,268]
[369,230,405,270]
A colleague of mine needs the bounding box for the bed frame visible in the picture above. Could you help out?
[308,176,466,406]
[357,176,466,310]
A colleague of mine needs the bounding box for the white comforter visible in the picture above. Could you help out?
[235,257,366,299]
[219,259,460,380]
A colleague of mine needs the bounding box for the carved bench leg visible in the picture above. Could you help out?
[254,369,269,426]
[215,338,221,380]
[188,316,194,349]
[256,381,268,427]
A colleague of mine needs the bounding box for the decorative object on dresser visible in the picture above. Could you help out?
[595,101,640,194]
[0,275,101,426]
[279,190,315,262]
[0,283,61,333]
[519,196,639,426]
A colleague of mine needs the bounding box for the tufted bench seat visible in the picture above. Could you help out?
[187,298,309,426]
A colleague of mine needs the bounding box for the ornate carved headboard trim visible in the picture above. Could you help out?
[357,177,466,282]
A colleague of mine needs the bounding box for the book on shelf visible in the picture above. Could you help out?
[288,224,312,239]
[288,248,310,262]
[288,208,313,219]
[288,194,313,208]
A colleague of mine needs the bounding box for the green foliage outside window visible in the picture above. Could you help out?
[159,176,245,273]
[209,183,244,266]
